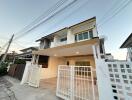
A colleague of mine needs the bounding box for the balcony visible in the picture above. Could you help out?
[50,41,67,48]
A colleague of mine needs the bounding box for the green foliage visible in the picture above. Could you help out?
[0,62,8,76]
[14,59,26,64]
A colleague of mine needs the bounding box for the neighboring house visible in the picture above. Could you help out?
[32,17,105,79]
[15,47,38,61]
[0,52,17,62]
[120,33,132,62]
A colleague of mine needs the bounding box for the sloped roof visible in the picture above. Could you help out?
[36,16,96,42]
[20,47,38,52]
[120,33,132,48]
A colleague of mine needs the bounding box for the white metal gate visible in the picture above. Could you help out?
[56,65,98,100]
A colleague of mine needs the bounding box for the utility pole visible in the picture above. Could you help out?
[1,34,14,63]
[0,46,1,56]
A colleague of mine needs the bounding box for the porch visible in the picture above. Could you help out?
[32,38,100,80]
[31,38,100,100]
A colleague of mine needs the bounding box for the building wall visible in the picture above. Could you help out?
[52,19,97,47]
[67,29,75,44]
[40,55,96,79]
[39,18,98,49]
[70,19,97,37]
[65,55,96,78]
[40,56,66,79]
[65,55,96,68]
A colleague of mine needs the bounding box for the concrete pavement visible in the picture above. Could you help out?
[0,77,16,100]
[4,76,62,100]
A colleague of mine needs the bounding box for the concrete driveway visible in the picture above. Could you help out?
[4,76,63,100]
[0,77,16,100]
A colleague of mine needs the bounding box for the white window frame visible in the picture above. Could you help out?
[75,30,93,42]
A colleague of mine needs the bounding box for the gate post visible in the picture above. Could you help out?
[91,67,96,100]
[70,66,75,100]
[56,65,60,96]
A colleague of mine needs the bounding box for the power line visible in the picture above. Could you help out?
[14,0,66,36]
[0,0,68,53]
[14,0,68,39]
[2,0,131,53]
[33,0,90,41]
[14,0,77,40]
[98,0,132,27]
[13,42,26,49]
[0,42,8,51]
[97,0,125,24]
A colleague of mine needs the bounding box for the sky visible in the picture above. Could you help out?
[0,0,132,60]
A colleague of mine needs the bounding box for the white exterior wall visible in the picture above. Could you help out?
[93,26,98,37]
[95,59,113,100]
[51,35,67,47]
[40,56,96,79]
[70,20,97,36]
[49,19,98,48]
[40,57,66,79]
[67,29,75,44]
[50,36,58,48]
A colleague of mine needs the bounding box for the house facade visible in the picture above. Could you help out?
[19,18,132,100]
[32,17,105,80]
[120,33,132,62]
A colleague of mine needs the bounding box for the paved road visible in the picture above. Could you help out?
[0,77,17,100]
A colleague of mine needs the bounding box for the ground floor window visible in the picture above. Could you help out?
[75,61,90,66]
[38,55,49,68]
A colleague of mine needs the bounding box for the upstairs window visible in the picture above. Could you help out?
[83,32,88,39]
[60,37,67,42]
[75,29,93,41]
[78,33,83,40]
[89,30,93,38]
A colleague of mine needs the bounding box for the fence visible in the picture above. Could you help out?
[95,59,132,100]
[8,64,26,80]
[56,65,98,100]
[106,61,132,100]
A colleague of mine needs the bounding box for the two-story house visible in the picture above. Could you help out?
[32,17,105,80]
[120,33,132,62]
